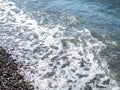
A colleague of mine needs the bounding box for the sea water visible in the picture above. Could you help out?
[0,0,120,90]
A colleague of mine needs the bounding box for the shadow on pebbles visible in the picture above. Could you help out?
[0,47,34,90]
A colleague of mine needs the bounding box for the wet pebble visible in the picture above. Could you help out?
[0,47,34,90]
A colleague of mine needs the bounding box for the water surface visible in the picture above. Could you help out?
[0,0,120,90]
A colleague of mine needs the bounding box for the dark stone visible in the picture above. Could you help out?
[0,47,6,55]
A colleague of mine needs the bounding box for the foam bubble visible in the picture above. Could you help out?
[0,0,119,90]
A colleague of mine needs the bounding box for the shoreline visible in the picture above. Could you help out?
[0,47,33,90]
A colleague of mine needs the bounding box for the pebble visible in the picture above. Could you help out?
[0,47,34,90]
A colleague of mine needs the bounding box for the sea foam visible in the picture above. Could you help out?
[0,0,119,90]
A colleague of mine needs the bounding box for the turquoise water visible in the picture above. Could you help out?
[0,0,120,89]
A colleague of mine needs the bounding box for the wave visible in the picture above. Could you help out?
[0,0,119,90]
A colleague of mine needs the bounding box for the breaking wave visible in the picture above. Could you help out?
[0,0,119,90]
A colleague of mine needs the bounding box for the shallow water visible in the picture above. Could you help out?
[0,0,120,90]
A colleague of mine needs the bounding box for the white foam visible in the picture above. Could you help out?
[0,0,119,90]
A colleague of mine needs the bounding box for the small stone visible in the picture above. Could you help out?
[0,47,34,90]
